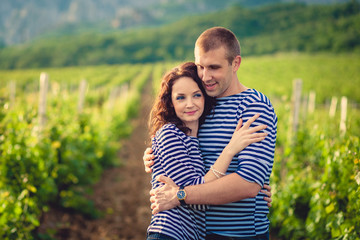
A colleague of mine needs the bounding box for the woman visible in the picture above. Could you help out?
[147,62,267,240]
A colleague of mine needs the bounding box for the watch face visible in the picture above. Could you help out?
[177,190,186,200]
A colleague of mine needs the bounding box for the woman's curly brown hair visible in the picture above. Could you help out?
[149,62,215,137]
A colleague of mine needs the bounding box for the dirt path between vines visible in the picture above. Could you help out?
[39,84,153,239]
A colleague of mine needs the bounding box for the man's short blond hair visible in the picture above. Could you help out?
[195,27,241,65]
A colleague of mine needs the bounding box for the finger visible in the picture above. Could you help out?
[143,148,155,163]
[156,175,175,186]
[247,124,267,134]
[261,187,272,198]
[152,206,160,215]
[151,202,158,211]
[144,160,154,167]
[263,184,271,191]
[246,132,268,138]
[235,118,243,131]
[243,113,260,128]
[145,167,152,173]
[243,132,267,142]
[263,196,272,208]
[144,154,155,161]
[263,196,272,203]
[267,190,272,198]
[247,136,266,145]
[145,147,153,154]
[146,154,155,161]
[150,189,156,196]
[156,175,166,183]
[249,133,268,140]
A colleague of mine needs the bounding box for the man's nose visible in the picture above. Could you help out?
[202,68,211,81]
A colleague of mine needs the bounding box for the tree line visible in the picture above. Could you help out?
[0,1,359,69]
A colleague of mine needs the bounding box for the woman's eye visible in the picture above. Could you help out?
[194,93,202,98]
[176,96,185,100]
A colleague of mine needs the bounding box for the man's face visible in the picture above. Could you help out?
[195,46,234,98]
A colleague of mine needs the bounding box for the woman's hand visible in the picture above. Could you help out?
[224,114,268,156]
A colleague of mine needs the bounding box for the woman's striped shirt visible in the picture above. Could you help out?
[198,89,277,238]
[147,123,207,240]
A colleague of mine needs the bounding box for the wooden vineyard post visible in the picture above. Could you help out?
[288,78,302,144]
[38,72,49,130]
[107,87,121,111]
[120,83,129,105]
[77,79,87,114]
[107,83,130,110]
[340,96,347,136]
[307,90,316,114]
[8,81,16,108]
[292,79,302,134]
[282,79,302,181]
[329,96,338,118]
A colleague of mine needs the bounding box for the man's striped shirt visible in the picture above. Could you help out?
[198,89,277,237]
[148,124,207,240]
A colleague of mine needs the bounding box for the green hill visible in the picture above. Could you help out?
[0,1,359,69]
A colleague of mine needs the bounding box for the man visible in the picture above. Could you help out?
[145,27,277,240]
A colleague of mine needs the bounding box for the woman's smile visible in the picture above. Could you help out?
[185,110,198,115]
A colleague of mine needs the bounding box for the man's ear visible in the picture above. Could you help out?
[232,55,241,72]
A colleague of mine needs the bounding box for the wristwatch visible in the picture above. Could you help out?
[177,185,187,206]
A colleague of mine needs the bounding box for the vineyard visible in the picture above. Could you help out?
[0,53,359,239]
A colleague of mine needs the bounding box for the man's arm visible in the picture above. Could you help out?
[185,173,260,205]
[150,173,261,214]
[150,105,276,214]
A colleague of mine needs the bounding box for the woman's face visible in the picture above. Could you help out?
[171,76,205,128]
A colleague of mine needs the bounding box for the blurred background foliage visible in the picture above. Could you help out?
[1,0,360,239]
[0,0,359,69]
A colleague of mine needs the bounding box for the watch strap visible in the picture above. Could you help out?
[178,185,186,206]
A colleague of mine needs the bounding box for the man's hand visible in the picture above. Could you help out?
[261,184,272,208]
[149,176,272,213]
[150,175,179,214]
[143,147,155,173]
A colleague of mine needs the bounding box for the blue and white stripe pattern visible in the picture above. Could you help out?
[198,89,277,237]
[148,123,207,240]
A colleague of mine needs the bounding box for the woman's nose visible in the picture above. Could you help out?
[186,98,194,107]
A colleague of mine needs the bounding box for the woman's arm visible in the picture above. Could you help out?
[203,114,267,182]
